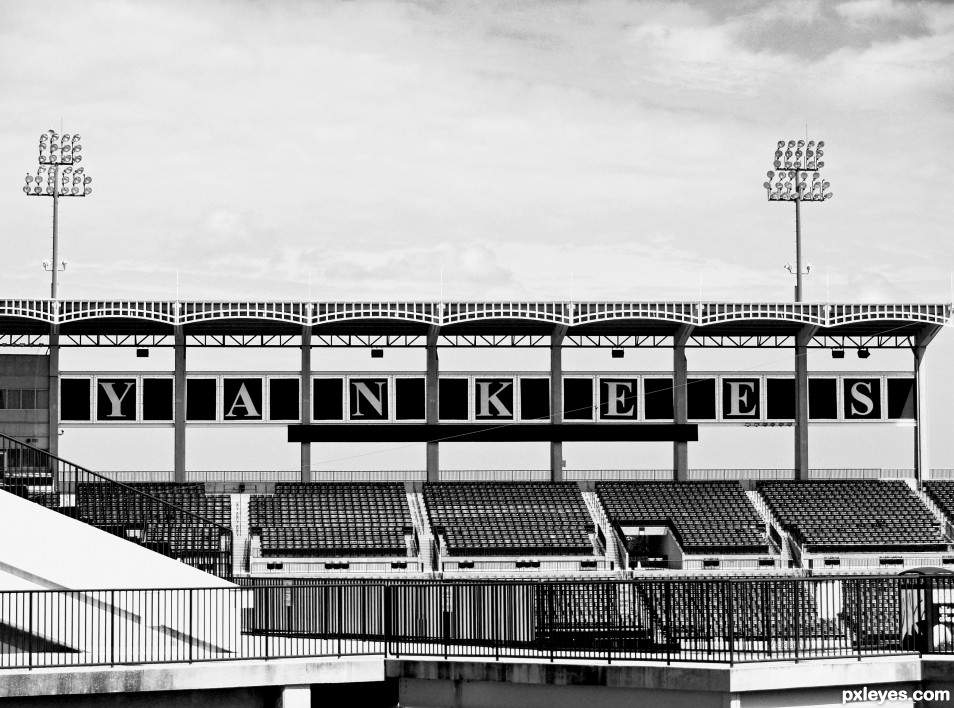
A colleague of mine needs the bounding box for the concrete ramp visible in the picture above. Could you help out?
[0,489,231,591]
[0,490,239,666]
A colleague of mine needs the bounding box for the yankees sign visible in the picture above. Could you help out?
[58,371,916,425]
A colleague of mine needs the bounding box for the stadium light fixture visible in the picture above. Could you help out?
[857,347,870,359]
[23,130,92,299]
[611,349,624,359]
[764,139,832,302]
[371,348,384,359]
[832,348,845,359]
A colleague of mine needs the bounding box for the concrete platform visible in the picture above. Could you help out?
[388,655,930,708]
[0,656,384,698]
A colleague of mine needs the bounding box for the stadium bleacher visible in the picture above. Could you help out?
[422,482,595,557]
[596,482,769,554]
[924,481,954,524]
[76,482,231,527]
[249,482,412,558]
[757,480,949,553]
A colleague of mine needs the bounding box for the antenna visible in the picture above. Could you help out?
[569,272,574,303]
[308,269,312,301]
[439,267,444,306]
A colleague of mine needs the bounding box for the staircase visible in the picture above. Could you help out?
[408,491,436,574]
[230,493,251,577]
[582,490,620,566]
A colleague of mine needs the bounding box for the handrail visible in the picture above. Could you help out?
[0,433,232,580]
[1,575,952,669]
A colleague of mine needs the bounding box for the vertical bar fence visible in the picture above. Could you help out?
[2,575,954,669]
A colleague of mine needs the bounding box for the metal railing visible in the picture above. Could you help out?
[90,469,930,483]
[1,299,949,328]
[0,434,233,580]
[3,575,953,669]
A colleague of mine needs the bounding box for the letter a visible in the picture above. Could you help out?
[226,383,260,418]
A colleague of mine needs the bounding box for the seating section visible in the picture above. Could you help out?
[250,483,411,558]
[596,482,768,554]
[637,580,837,641]
[758,481,947,553]
[73,482,231,566]
[423,482,594,557]
[77,482,231,527]
[924,481,954,523]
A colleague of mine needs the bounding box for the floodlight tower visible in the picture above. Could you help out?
[23,130,92,299]
[763,139,832,301]
[764,139,832,481]
[22,130,91,460]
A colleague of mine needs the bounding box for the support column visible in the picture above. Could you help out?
[48,325,59,459]
[426,325,440,482]
[913,325,941,488]
[174,325,187,484]
[300,325,312,483]
[550,326,568,482]
[794,325,817,481]
[46,324,60,484]
[673,325,693,481]
[278,684,311,708]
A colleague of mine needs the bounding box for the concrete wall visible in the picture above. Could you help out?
[389,657,926,708]
[0,686,281,708]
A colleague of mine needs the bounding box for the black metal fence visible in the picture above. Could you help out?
[4,575,947,669]
[0,433,233,580]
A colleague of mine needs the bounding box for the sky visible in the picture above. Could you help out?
[1,0,953,472]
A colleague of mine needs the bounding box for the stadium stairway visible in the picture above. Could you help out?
[407,490,436,575]
[231,492,251,576]
[582,489,622,566]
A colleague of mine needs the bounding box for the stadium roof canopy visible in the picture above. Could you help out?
[0,299,949,348]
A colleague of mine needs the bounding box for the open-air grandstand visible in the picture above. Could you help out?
[3,299,954,706]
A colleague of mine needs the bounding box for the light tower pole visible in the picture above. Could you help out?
[23,130,93,299]
[764,139,832,301]
[23,130,91,458]
[765,139,831,480]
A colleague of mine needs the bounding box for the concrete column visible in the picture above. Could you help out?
[426,325,440,482]
[672,325,693,481]
[794,326,817,481]
[174,325,187,483]
[914,345,925,488]
[550,326,567,482]
[48,325,59,459]
[300,325,312,484]
[913,324,941,488]
[278,684,311,708]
